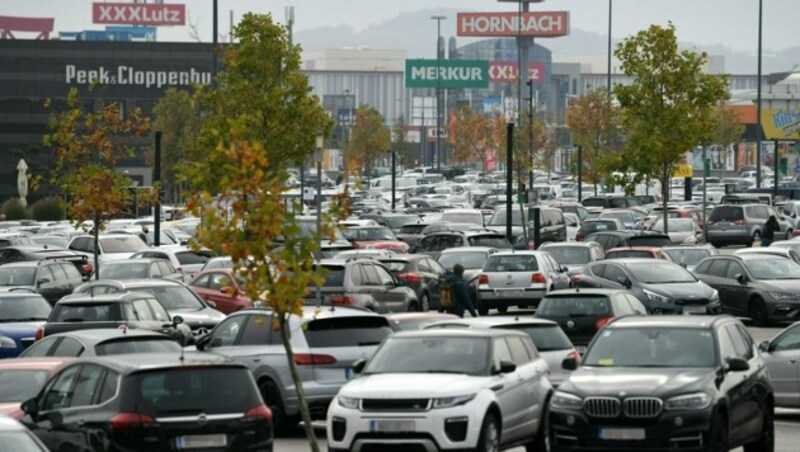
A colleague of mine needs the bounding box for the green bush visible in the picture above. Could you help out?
[30,196,65,221]
[1,198,30,220]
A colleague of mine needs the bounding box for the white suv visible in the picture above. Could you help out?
[327,329,552,452]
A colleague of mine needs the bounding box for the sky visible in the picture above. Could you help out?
[3,0,796,55]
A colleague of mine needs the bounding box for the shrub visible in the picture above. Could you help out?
[1,198,30,220]
[30,196,65,221]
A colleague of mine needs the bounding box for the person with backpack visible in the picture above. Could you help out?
[445,264,479,318]
[762,215,780,247]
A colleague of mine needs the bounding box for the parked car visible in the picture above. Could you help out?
[327,329,552,452]
[21,329,182,358]
[661,245,719,271]
[130,247,212,281]
[195,306,392,434]
[486,205,567,245]
[706,203,792,247]
[27,235,69,249]
[734,247,800,265]
[441,208,484,226]
[187,268,254,315]
[424,316,579,387]
[96,258,182,281]
[604,246,673,261]
[535,288,648,354]
[694,254,800,326]
[550,315,773,452]
[598,209,643,230]
[539,242,606,275]
[375,254,446,311]
[411,230,511,258]
[0,260,85,305]
[359,213,421,233]
[394,222,433,248]
[384,312,459,331]
[436,246,498,306]
[757,321,800,408]
[582,231,672,251]
[575,219,625,242]
[0,416,48,450]
[575,259,720,314]
[0,292,51,358]
[341,226,409,253]
[333,249,396,260]
[650,218,705,245]
[550,201,590,222]
[68,234,150,262]
[0,234,35,249]
[19,353,273,451]
[0,246,92,277]
[476,250,571,315]
[581,195,640,211]
[770,239,800,253]
[0,358,67,417]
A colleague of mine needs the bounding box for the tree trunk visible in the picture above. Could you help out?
[279,314,320,452]
[93,214,100,280]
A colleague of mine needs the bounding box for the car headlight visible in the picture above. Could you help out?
[432,394,476,409]
[710,289,719,302]
[769,291,800,301]
[337,395,359,409]
[665,393,711,411]
[0,336,16,349]
[550,391,583,410]
[643,290,670,304]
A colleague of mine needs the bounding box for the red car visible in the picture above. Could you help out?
[341,226,410,253]
[604,246,673,261]
[187,268,253,315]
[0,358,69,418]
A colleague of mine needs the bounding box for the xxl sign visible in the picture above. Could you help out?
[762,108,800,140]
[65,64,210,89]
[457,12,569,37]
[405,59,489,89]
[92,3,186,26]
[489,61,545,83]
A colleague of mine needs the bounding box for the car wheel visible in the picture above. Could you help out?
[744,402,774,452]
[751,231,762,247]
[749,297,769,327]
[478,413,501,452]
[497,306,508,314]
[526,396,550,452]
[710,413,729,452]
[259,379,296,437]
[420,292,431,312]
[478,305,489,316]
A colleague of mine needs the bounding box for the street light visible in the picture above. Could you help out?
[607,0,612,98]
[431,15,447,172]
[315,133,324,307]
[389,147,396,211]
[756,0,764,188]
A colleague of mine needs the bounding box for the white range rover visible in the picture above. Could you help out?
[326,329,553,452]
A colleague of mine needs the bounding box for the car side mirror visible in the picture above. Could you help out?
[21,398,37,416]
[206,299,218,309]
[758,340,771,353]
[562,356,579,371]
[195,334,210,351]
[496,360,516,374]
[561,266,569,273]
[726,357,750,372]
[353,358,367,374]
[172,315,184,327]
[616,277,632,289]
[735,273,748,285]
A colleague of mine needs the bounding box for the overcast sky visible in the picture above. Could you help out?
[5,0,796,54]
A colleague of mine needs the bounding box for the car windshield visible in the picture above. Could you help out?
[0,295,51,321]
[0,370,49,402]
[537,296,612,317]
[468,236,510,248]
[494,324,573,351]
[0,267,35,286]
[52,304,113,322]
[543,246,591,265]
[399,224,425,234]
[304,317,393,348]
[663,249,712,266]
[132,286,205,310]
[584,327,716,368]
[438,252,488,270]
[745,258,800,280]
[365,336,490,375]
[581,221,617,233]
[312,266,346,287]
[653,220,693,232]
[484,255,538,272]
[628,263,696,284]
[709,206,744,222]
[95,338,182,355]
[100,236,149,253]
[98,263,149,279]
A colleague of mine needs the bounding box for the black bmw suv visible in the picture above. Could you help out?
[549,315,773,452]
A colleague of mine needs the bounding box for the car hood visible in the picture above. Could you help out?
[559,367,713,398]
[642,281,715,300]
[0,321,45,338]
[755,279,800,292]
[341,373,487,398]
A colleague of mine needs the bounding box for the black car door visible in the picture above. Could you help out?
[48,263,74,301]
[715,324,753,447]
[24,364,83,450]
[35,265,60,304]
[52,364,114,450]
[726,324,765,445]
[722,260,753,315]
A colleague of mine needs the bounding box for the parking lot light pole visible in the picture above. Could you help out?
[431,15,446,172]
[315,133,324,307]
[390,148,396,211]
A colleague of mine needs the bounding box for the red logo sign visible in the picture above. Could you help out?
[92,3,186,26]
[457,12,569,37]
[489,62,545,83]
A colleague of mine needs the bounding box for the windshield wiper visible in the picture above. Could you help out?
[358,341,382,346]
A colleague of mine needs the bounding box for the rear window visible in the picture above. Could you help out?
[709,206,744,222]
[606,250,655,259]
[176,251,210,265]
[399,224,426,234]
[0,267,35,286]
[537,296,612,317]
[582,198,607,207]
[468,235,510,248]
[493,324,573,352]
[100,236,148,253]
[484,255,539,272]
[98,263,149,279]
[381,260,411,273]
[124,367,260,416]
[95,338,182,356]
[304,317,393,348]
[627,236,672,247]
[52,303,114,322]
[314,266,345,287]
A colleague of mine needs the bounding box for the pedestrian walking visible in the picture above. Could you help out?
[445,264,478,318]
[762,215,780,247]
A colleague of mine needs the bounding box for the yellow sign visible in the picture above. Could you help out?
[672,164,693,178]
[761,108,800,140]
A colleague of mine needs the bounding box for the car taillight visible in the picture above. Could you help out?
[396,272,422,283]
[733,219,746,225]
[294,353,337,365]
[110,412,157,430]
[243,404,273,423]
[81,263,93,274]
[34,327,43,342]
[570,274,582,283]
[478,274,488,285]
[595,316,613,330]
[329,295,353,306]
[706,220,715,226]
[531,273,546,284]
[575,232,584,241]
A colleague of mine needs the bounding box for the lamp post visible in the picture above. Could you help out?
[526,79,534,193]
[431,15,447,172]
[756,0,764,188]
[315,133,324,307]
[607,0,612,98]
[390,148,396,211]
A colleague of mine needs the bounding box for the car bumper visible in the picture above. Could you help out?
[766,301,800,321]
[549,408,713,452]
[284,381,344,419]
[477,288,546,307]
[327,400,485,451]
[705,230,749,244]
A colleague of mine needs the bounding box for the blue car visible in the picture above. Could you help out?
[0,291,51,358]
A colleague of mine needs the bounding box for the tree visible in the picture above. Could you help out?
[43,88,151,277]
[566,88,622,194]
[346,105,390,180]
[391,115,417,169]
[710,106,745,176]
[182,14,337,451]
[448,105,484,168]
[149,88,200,202]
[612,23,729,232]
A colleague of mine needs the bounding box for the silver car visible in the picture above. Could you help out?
[423,316,579,387]
[194,306,393,434]
[706,203,792,247]
[758,321,800,408]
[476,250,572,315]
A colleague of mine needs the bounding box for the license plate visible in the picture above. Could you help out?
[369,420,415,433]
[599,428,645,440]
[175,434,228,449]
[683,305,707,314]
[345,368,354,380]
